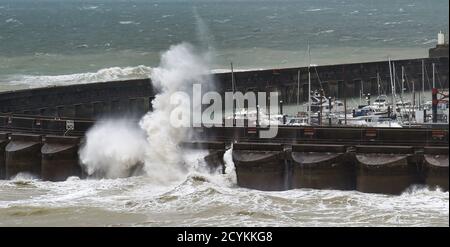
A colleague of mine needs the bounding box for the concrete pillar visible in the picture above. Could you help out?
[102,101,111,115]
[363,80,371,95]
[38,107,57,117]
[5,134,43,179]
[328,81,338,98]
[93,102,105,117]
[337,81,344,99]
[142,97,150,113]
[233,143,286,191]
[62,105,76,118]
[355,145,418,195]
[41,135,81,181]
[74,103,93,119]
[129,98,146,116]
[0,132,10,179]
[346,81,356,98]
[111,100,122,113]
[291,144,355,190]
[423,147,448,191]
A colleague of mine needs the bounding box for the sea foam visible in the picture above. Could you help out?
[3,65,152,88]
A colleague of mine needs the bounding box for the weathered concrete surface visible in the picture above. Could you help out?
[429,44,449,58]
[355,146,419,195]
[0,79,154,118]
[41,135,81,181]
[423,146,449,191]
[290,144,355,190]
[233,143,286,191]
[215,57,448,104]
[1,114,448,146]
[5,134,43,179]
[0,132,10,179]
[1,58,447,117]
[192,126,449,147]
[0,128,448,195]
[0,114,95,137]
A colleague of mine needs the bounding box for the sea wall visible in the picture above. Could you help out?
[0,131,447,194]
[0,56,448,194]
[1,57,448,119]
[231,142,448,194]
[1,115,449,144]
[215,57,449,104]
[0,79,154,119]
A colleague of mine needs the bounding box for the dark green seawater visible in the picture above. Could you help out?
[0,0,448,90]
[0,1,448,227]
[0,174,448,226]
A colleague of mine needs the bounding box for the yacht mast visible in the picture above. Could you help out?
[412,71,416,122]
[388,57,395,114]
[393,62,396,98]
[308,43,311,125]
[297,69,300,111]
[231,62,236,125]
[376,71,380,96]
[421,59,424,109]
[432,63,436,88]
[231,62,235,93]
[401,66,404,99]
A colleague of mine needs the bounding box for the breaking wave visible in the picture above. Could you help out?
[79,119,148,179]
[78,43,225,186]
[119,21,140,25]
[2,65,152,88]
[0,66,263,91]
[0,176,447,226]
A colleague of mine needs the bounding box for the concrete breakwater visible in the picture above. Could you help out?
[1,114,449,145]
[0,131,447,194]
[232,143,448,194]
[215,57,449,105]
[0,133,82,181]
[1,57,448,118]
[0,55,447,195]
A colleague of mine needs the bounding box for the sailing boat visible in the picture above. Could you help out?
[227,62,285,126]
[342,57,402,127]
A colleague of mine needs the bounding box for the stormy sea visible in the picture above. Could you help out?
[0,0,448,227]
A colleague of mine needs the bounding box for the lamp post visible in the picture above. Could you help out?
[279,100,283,115]
[328,97,332,126]
[256,104,260,127]
[279,100,285,125]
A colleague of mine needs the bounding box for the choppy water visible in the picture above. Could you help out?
[0,173,448,227]
[0,0,448,90]
[0,1,449,227]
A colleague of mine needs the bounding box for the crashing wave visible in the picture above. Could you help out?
[3,65,152,88]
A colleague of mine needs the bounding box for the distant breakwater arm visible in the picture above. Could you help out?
[0,57,448,119]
